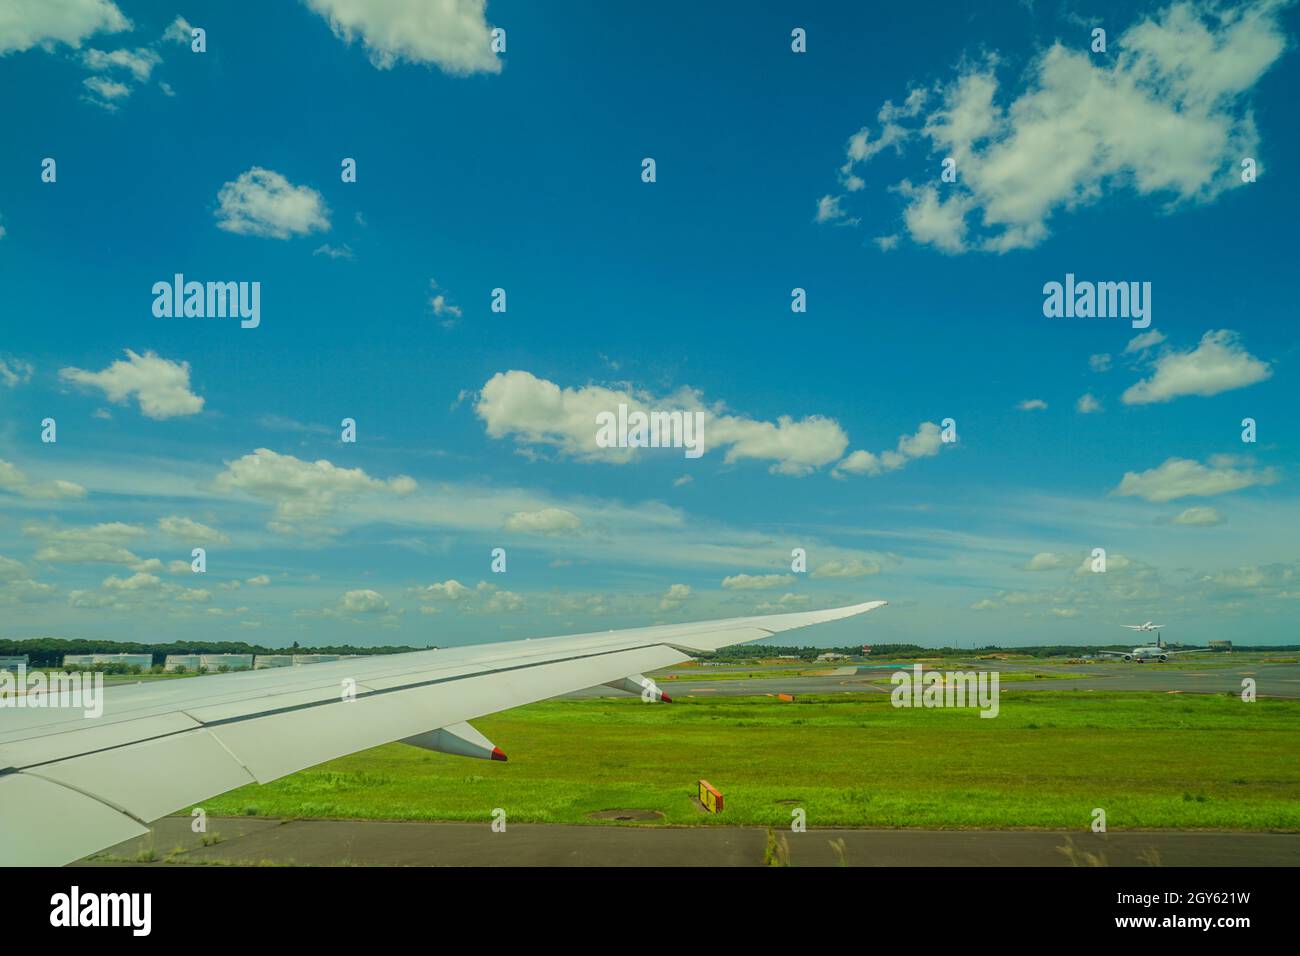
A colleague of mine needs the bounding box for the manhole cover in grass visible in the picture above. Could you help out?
[586,809,665,822]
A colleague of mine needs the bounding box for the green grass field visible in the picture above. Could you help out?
[197,691,1300,831]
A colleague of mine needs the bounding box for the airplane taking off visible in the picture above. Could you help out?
[1121,621,1164,631]
[0,600,886,866]
[1099,634,1208,663]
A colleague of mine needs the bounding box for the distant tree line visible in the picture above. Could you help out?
[0,637,432,667]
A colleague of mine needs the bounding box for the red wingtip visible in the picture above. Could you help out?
[491,747,508,761]
[659,693,673,703]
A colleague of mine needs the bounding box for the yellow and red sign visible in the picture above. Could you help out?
[698,779,724,813]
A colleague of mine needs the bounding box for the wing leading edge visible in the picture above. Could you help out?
[0,600,886,866]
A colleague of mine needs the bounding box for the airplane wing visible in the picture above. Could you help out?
[0,600,885,866]
[1159,648,1208,656]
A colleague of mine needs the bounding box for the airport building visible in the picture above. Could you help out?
[254,655,293,669]
[163,654,203,672]
[0,655,28,671]
[292,654,340,665]
[200,653,254,671]
[63,653,153,669]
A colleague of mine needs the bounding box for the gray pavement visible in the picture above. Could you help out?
[78,816,1300,867]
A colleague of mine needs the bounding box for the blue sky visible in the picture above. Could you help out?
[1,0,1297,649]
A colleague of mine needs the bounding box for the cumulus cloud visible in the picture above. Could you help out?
[1017,399,1048,411]
[213,448,416,532]
[60,349,204,419]
[339,588,388,614]
[811,558,881,578]
[833,422,946,478]
[474,370,849,477]
[1113,455,1278,502]
[0,0,128,55]
[1122,330,1271,404]
[303,0,501,75]
[215,167,331,239]
[1172,506,1225,526]
[81,74,130,107]
[410,579,473,601]
[82,46,159,80]
[157,515,229,544]
[428,279,463,326]
[814,194,858,226]
[1124,330,1167,353]
[1023,552,1073,571]
[1089,354,1112,372]
[25,521,149,567]
[658,583,691,611]
[504,507,581,535]
[1076,393,1102,414]
[827,1,1289,252]
[0,460,86,500]
[721,573,794,590]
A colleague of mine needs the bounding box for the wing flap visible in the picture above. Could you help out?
[0,773,149,866]
[25,728,257,826]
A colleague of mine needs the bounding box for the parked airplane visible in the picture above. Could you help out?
[1100,634,1207,663]
[0,600,887,866]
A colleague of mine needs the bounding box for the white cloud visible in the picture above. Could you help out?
[103,571,161,592]
[303,0,501,75]
[834,422,945,478]
[215,167,331,239]
[1172,506,1225,526]
[1089,353,1112,372]
[757,592,812,612]
[1113,456,1279,502]
[313,243,354,260]
[0,357,33,387]
[814,194,858,226]
[428,279,463,326]
[0,460,87,500]
[81,74,130,107]
[1122,329,1271,404]
[658,583,691,611]
[82,46,159,81]
[410,579,473,601]
[163,16,192,44]
[246,574,271,586]
[1124,330,1167,353]
[1023,552,1072,571]
[1017,399,1048,411]
[1076,393,1102,414]
[339,588,388,614]
[504,507,581,535]
[811,558,881,578]
[475,370,849,477]
[60,349,204,419]
[213,448,416,531]
[0,0,128,55]
[830,1,1289,253]
[721,573,794,590]
[157,515,229,544]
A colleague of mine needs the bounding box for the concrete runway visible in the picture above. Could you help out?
[79,816,1300,867]
[562,658,1300,700]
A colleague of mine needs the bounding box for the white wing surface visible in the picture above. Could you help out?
[0,600,886,866]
